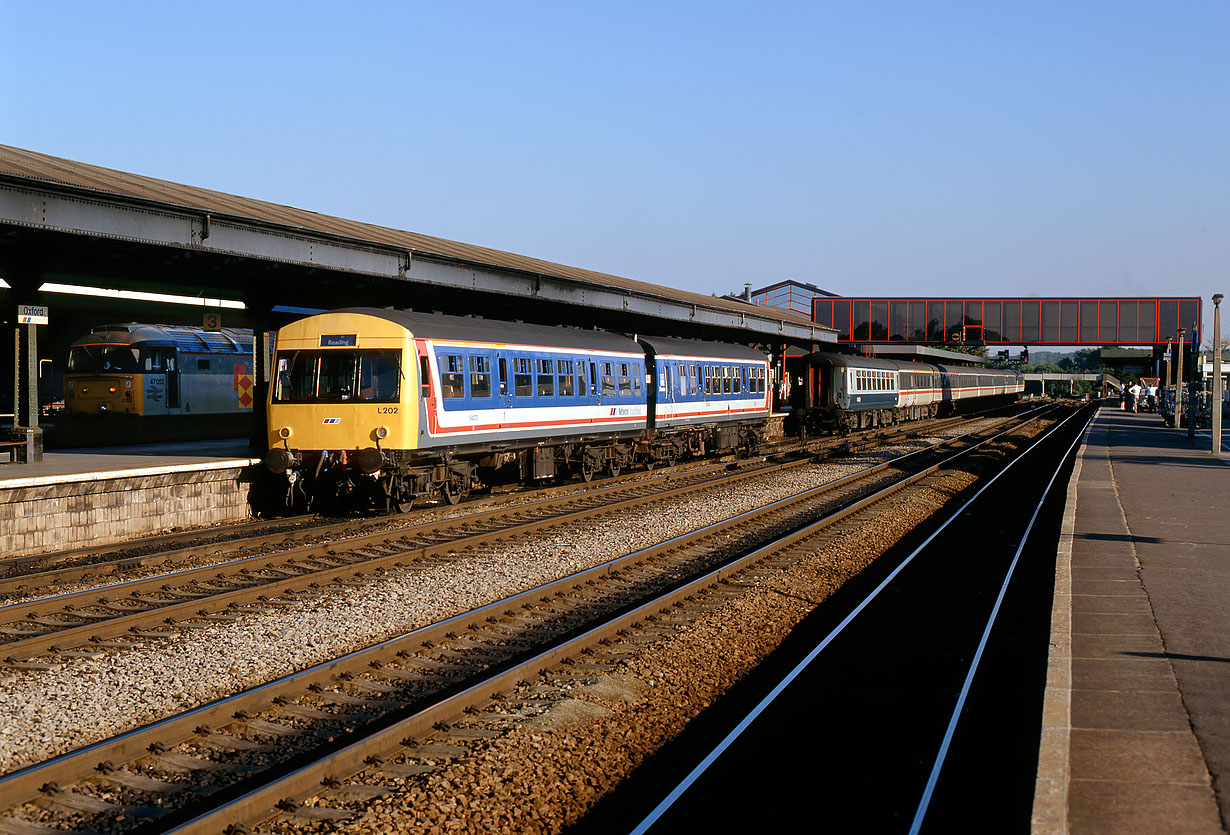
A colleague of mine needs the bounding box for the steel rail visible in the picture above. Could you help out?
[0,413,1029,662]
[907,407,1091,834]
[628,405,1085,835]
[0,409,996,594]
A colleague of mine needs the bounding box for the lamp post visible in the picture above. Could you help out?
[1177,328,1186,429]
[1214,294,1224,456]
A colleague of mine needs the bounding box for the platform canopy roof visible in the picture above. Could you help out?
[0,145,833,347]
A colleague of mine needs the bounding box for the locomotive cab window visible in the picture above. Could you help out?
[273,350,402,403]
[68,343,141,373]
[142,348,172,372]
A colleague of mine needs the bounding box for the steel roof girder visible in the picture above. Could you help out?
[0,183,408,278]
[406,257,834,343]
[201,218,400,276]
[0,183,197,247]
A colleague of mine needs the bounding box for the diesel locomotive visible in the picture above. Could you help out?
[61,323,262,440]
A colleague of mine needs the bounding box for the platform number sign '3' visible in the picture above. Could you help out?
[203,312,222,331]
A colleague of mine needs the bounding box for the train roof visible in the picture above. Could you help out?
[806,352,1022,377]
[70,323,253,354]
[337,308,642,353]
[806,352,936,373]
[635,334,768,362]
[933,363,1023,378]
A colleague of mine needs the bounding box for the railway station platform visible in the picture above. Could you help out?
[1035,406,1230,833]
[0,439,259,559]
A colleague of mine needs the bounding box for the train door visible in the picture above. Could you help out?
[165,351,180,409]
[496,354,512,412]
[510,355,534,415]
[648,360,663,430]
[142,347,178,414]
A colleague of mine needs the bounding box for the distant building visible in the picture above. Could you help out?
[749,281,839,317]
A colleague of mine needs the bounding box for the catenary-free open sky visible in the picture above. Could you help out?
[3,1,1227,343]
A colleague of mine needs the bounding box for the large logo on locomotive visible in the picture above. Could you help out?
[233,364,254,409]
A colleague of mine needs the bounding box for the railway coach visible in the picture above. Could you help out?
[263,308,770,512]
[789,352,1024,435]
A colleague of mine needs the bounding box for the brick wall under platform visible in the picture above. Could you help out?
[0,462,256,559]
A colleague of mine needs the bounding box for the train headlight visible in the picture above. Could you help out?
[82,386,89,394]
[108,386,117,394]
[375,426,389,440]
[278,426,292,440]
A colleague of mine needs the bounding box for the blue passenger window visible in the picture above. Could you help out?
[601,362,615,396]
[514,357,532,397]
[469,356,491,398]
[619,363,632,396]
[537,358,554,397]
[441,354,464,399]
[558,359,574,396]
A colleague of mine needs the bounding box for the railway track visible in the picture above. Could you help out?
[0,413,1013,664]
[592,401,1096,834]
[0,405,1063,834]
[0,410,999,594]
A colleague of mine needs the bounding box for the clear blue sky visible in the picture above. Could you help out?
[3,1,1227,343]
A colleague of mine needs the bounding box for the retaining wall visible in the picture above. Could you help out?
[0,462,257,559]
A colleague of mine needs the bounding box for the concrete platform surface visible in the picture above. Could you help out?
[1035,407,1229,834]
[0,438,258,486]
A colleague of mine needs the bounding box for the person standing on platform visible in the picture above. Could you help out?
[1129,380,1143,413]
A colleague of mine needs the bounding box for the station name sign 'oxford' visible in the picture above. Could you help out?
[17,305,48,325]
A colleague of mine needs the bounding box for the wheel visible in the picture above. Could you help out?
[383,475,413,513]
[608,464,621,478]
[645,459,655,472]
[442,484,462,505]
[580,461,595,482]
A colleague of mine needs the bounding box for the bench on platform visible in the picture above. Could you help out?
[0,440,27,463]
